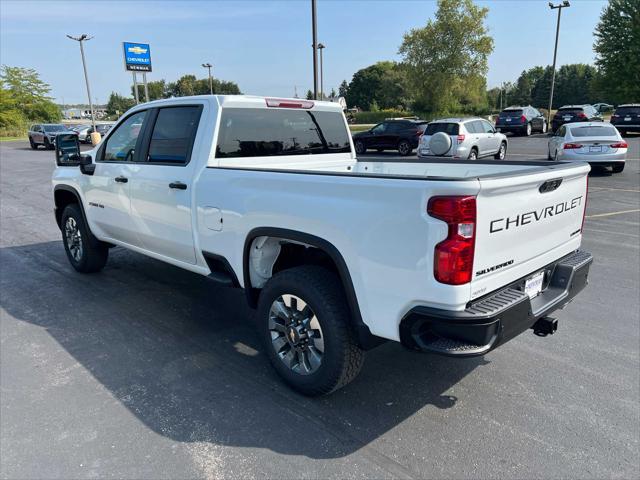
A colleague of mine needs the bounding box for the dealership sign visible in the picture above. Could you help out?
[123,42,152,72]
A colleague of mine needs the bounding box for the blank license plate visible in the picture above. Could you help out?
[525,271,545,299]
[589,146,602,152]
[506,118,512,122]
[563,116,572,121]
[625,117,632,121]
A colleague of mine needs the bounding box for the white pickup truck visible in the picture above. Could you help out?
[52,95,593,396]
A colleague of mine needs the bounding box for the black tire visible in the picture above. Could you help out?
[468,148,478,160]
[494,142,507,160]
[258,266,364,396]
[44,138,53,150]
[611,163,625,173]
[525,123,532,136]
[541,121,548,134]
[29,137,38,149]
[354,140,366,155]
[398,140,412,156]
[61,204,109,273]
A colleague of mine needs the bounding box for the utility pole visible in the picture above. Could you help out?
[318,43,325,100]
[202,63,213,94]
[66,34,96,132]
[311,0,318,100]
[547,1,570,126]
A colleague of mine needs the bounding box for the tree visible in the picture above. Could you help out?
[338,80,349,99]
[509,66,545,106]
[346,61,409,110]
[0,66,61,123]
[398,0,494,114]
[593,0,640,104]
[329,88,337,99]
[166,74,241,97]
[305,89,314,100]
[106,92,135,117]
[554,64,597,106]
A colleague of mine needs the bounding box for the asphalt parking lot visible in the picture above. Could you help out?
[1,135,639,479]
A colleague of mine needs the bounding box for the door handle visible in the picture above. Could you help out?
[115,176,128,183]
[169,181,187,190]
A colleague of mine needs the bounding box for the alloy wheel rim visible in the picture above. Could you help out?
[399,142,409,154]
[64,217,83,262]
[268,294,324,375]
[499,145,505,159]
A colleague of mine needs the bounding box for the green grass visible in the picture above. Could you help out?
[348,124,375,133]
[0,136,27,142]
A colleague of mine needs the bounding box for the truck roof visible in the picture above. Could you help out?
[139,94,344,112]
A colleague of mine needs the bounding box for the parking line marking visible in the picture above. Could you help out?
[590,187,640,193]
[585,209,640,218]
[585,227,639,238]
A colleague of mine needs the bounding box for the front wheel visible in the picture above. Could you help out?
[354,140,366,155]
[29,137,37,149]
[525,123,532,136]
[44,138,53,150]
[398,140,412,156]
[61,204,109,273]
[541,121,547,134]
[494,142,507,160]
[258,266,364,396]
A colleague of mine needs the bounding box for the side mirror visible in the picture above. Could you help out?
[55,134,81,166]
[79,153,95,175]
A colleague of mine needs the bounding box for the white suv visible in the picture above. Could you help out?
[418,118,508,160]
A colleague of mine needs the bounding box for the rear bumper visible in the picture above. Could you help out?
[496,124,526,133]
[399,250,593,356]
[611,124,640,132]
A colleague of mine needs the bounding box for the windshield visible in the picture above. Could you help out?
[425,123,459,135]
[43,125,65,132]
[501,110,523,117]
[570,126,618,137]
[216,108,351,158]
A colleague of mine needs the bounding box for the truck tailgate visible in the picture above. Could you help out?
[470,163,589,300]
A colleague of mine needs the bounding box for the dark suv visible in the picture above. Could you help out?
[495,106,547,136]
[551,105,603,133]
[610,104,640,135]
[352,119,428,156]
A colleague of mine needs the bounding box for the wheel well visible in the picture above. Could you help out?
[54,188,80,229]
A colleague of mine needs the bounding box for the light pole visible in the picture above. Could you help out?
[318,43,325,100]
[66,34,96,135]
[311,0,318,100]
[202,63,213,94]
[547,1,570,127]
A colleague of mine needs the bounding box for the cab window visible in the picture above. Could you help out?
[102,111,148,162]
[146,106,202,165]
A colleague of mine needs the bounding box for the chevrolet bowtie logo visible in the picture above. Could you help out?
[128,46,148,55]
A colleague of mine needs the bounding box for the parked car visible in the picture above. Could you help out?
[52,95,592,396]
[84,124,113,143]
[418,118,508,160]
[547,122,627,173]
[495,106,547,136]
[551,105,603,133]
[592,102,614,113]
[70,124,91,143]
[610,104,640,135]
[352,119,428,156]
[28,124,76,150]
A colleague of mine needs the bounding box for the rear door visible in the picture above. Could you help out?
[471,164,589,299]
[129,104,204,264]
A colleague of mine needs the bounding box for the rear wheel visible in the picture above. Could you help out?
[468,148,478,160]
[398,140,412,156]
[61,204,109,273]
[258,266,364,396]
[494,142,507,160]
[541,121,547,134]
[29,137,37,149]
[354,140,366,155]
[612,163,625,173]
[525,123,532,136]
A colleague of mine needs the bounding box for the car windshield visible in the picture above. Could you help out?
[425,123,459,135]
[501,110,523,117]
[570,126,618,137]
[43,125,65,132]
[615,107,640,115]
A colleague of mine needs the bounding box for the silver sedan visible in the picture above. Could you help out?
[547,122,627,173]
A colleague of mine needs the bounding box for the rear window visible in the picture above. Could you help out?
[216,108,351,158]
[557,108,583,114]
[501,110,523,117]
[570,126,618,137]
[425,123,459,136]
[615,106,640,115]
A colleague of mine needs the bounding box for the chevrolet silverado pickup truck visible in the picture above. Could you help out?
[52,95,593,396]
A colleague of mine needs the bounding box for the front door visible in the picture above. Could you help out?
[479,120,500,156]
[84,110,149,246]
[129,105,203,264]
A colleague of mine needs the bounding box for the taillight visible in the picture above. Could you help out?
[577,112,587,119]
[265,98,314,109]
[521,115,527,123]
[416,130,423,137]
[612,114,620,118]
[427,196,476,285]
[610,142,628,148]
[564,143,582,149]
[581,176,588,232]
[456,134,465,143]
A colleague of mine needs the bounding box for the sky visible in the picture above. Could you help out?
[0,0,608,105]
